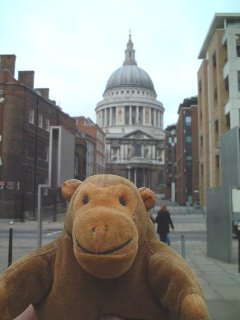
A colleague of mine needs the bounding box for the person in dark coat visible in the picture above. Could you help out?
[155,204,174,244]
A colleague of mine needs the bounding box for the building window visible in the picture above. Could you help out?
[28,107,35,124]
[186,136,192,143]
[145,109,149,124]
[226,113,230,129]
[224,76,229,101]
[238,71,240,92]
[139,106,143,124]
[44,146,49,161]
[132,106,136,124]
[38,113,43,128]
[156,110,159,126]
[151,109,154,126]
[185,116,191,125]
[212,52,216,67]
[158,171,164,184]
[112,107,116,125]
[102,110,105,126]
[106,108,110,126]
[134,144,141,157]
[236,35,240,57]
[45,118,50,131]
[125,106,129,124]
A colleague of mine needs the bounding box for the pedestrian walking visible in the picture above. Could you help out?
[155,204,174,244]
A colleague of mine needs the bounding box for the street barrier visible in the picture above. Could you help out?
[237,223,240,273]
[181,234,186,259]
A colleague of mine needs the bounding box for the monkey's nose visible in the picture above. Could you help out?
[92,225,108,237]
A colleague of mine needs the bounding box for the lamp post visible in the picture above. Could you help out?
[32,100,39,218]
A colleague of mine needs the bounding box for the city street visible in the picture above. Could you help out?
[1,209,240,319]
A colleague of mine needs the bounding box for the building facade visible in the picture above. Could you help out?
[0,55,82,220]
[176,97,199,206]
[74,133,87,181]
[95,35,165,191]
[75,116,105,175]
[164,124,177,201]
[198,13,240,207]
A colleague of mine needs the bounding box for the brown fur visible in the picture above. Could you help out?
[0,174,209,319]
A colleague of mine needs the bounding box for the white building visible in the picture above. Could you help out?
[96,35,165,191]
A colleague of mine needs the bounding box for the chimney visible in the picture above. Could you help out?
[0,55,16,76]
[18,71,34,89]
[35,88,49,99]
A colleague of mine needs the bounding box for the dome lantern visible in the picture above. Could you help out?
[104,34,155,93]
[123,32,137,66]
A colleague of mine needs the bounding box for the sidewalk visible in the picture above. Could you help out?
[172,241,240,320]
[1,214,240,320]
[170,214,240,320]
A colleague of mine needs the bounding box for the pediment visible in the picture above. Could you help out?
[122,130,154,139]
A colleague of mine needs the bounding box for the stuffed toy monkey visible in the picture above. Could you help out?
[0,174,209,320]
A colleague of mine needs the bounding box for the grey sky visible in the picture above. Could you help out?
[1,0,239,127]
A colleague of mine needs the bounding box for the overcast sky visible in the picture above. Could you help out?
[1,0,239,128]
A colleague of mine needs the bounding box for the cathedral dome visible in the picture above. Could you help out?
[104,35,155,93]
[105,65,155,91]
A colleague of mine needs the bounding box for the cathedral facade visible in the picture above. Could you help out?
[96,35,165,192]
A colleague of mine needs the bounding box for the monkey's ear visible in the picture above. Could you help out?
[138,187,156,211]
[62,179,82,201]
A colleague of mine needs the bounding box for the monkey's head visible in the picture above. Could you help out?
[62,174,155,279]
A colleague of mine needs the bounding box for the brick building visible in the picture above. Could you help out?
[74,133,87,181]
[164,124,177,201]
[0,55,84,220]
[74,116,105,175]
[176,97,199,206]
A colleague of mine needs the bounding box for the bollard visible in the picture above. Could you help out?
[181,234,186,259]
[8,220,14,267]
[237,223,240,274]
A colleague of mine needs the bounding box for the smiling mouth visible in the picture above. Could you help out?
[76,238,132,255]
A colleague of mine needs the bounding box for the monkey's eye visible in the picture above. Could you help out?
[119,197,127,206]
[82,195,89,204]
